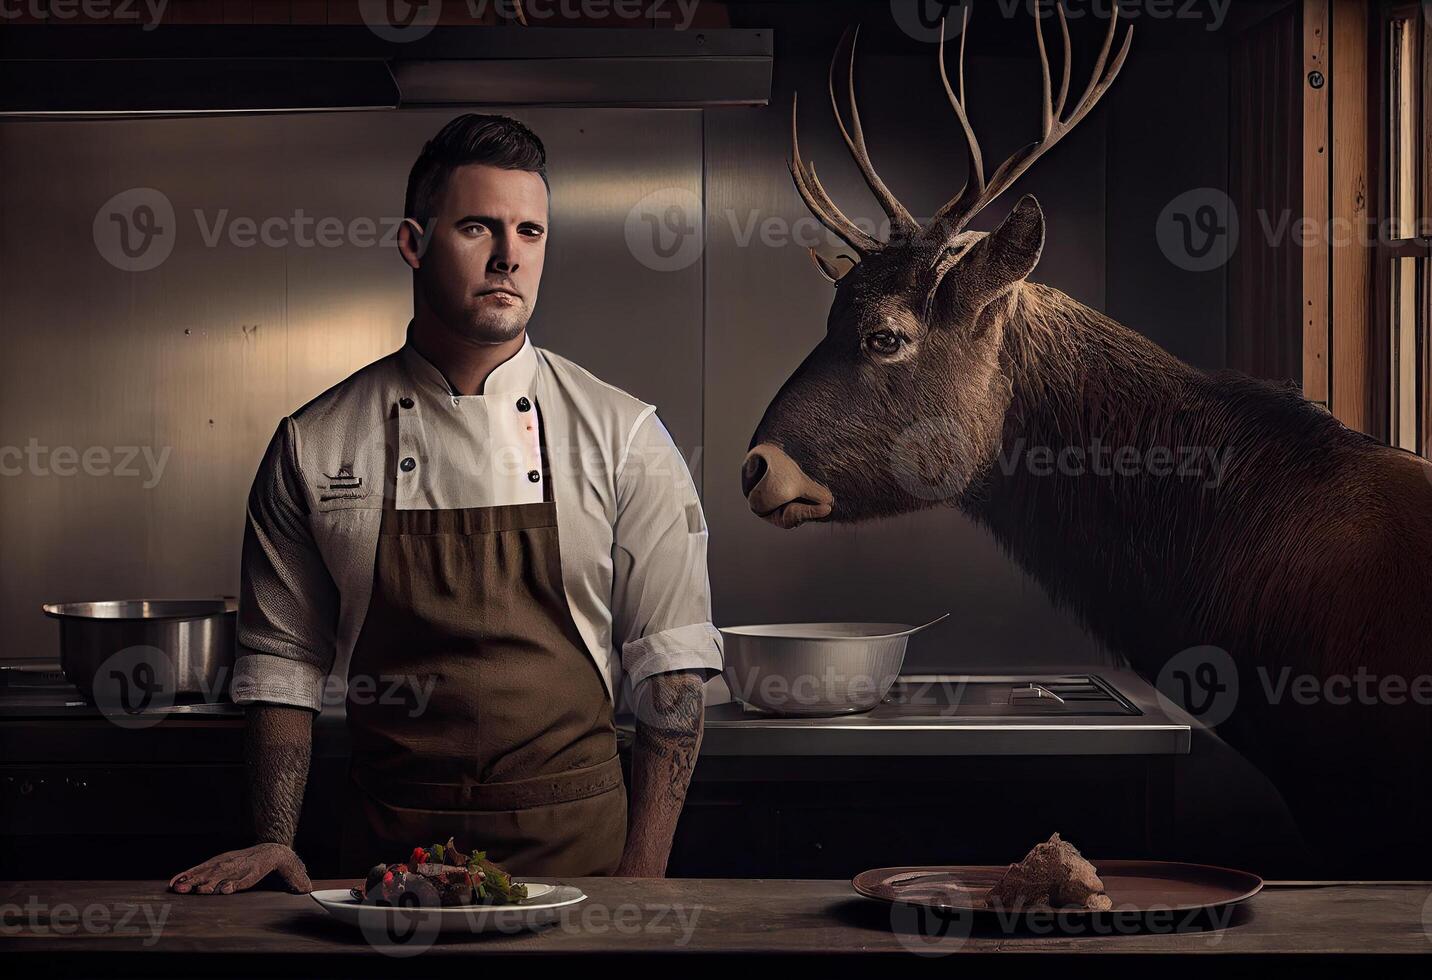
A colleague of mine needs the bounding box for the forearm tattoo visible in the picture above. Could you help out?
[626,671,705,864]
[244,704,314,848]
[634,670,704,783]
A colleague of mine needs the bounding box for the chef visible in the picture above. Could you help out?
[169,114,722,894]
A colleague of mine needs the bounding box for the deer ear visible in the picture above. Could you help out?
[984,195,1045,286]
[808,247,856,286]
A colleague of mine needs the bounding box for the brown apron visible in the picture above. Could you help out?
[338,402,627,877]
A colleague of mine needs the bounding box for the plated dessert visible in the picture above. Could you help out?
[983,833,1112,911]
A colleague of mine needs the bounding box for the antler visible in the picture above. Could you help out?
[931,0,1133,235]
[789,94,882,255]
[789,25,922,256]
[829,25,919,237]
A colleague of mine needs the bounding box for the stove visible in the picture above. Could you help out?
[688,671,1191,756]
[0,660,242,719]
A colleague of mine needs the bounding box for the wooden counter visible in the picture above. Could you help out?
[1,878,1428,976]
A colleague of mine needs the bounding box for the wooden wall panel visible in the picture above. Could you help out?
[1302,0,1331,404]
[1330,0,1372,432]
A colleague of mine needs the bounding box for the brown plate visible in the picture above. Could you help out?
[853,860,1263,919]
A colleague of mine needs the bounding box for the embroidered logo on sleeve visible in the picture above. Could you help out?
[320,464,366,501]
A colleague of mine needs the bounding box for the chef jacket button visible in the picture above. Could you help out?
[527,469,541,483]
[516,396,531,412]
[400,457,417,473]
[399,397,414,410]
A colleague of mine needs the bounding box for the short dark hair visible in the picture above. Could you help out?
[404,113,550,224]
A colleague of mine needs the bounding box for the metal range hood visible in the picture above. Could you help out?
[0,26,772,117]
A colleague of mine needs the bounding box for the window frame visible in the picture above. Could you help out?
[1374,1,1432,456]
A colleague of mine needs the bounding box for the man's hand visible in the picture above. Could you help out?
[169,703,316,895]
[617,669,705,877]
[168,842,312,895]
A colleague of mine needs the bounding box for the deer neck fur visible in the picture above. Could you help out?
[960,280,1404,676]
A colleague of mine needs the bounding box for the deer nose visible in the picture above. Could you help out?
[742,443,835,529]
[740,451,768,498]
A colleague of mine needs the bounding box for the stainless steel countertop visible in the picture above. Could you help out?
[3,663,1192,757]
[620,670,1192,757]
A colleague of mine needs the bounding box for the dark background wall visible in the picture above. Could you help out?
[0,2,1245,671]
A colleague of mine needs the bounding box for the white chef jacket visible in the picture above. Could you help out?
[230,327,723,713]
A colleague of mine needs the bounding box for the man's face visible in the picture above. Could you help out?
[408,163,549,343]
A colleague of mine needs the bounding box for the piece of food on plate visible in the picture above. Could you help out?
[984,833,1112,911]
[352,838,529,907]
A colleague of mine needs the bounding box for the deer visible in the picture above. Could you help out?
[740,4,1432,876]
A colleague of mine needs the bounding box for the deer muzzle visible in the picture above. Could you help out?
[742,443,835,529]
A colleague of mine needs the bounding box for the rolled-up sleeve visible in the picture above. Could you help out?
[230,418,338,711]
[611,409,723,688]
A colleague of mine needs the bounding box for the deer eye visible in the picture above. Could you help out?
[865,330,904,356]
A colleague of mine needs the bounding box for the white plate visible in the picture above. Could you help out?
[309,882,587,935]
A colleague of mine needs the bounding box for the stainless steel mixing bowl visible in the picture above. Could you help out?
[719,614,948,716]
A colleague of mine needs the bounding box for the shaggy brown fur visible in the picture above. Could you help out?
[978,281,1432,874]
